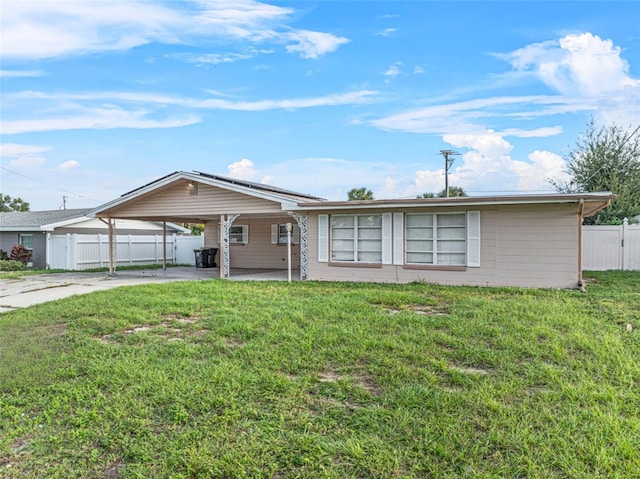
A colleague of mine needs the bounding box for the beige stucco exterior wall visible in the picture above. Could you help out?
[305,203,580,289]
[204,216,300,269]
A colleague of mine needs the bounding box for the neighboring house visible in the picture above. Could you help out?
[0,209,190,269]
[89,170,613,289]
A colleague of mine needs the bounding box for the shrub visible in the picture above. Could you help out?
[0,259,26,271]
[10,244,32,265]
[0,249,7,260]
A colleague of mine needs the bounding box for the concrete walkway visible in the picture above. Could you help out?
[0,267,291,313]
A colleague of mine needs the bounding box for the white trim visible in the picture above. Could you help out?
[382,213,392,265]
[393,212,404,265]
[318,214,328,263]
[467,211,481,267]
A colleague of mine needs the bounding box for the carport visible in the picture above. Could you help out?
[88,171,325,280]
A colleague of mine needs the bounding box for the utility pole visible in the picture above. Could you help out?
[61,195,67,210]
[439,150,460,198]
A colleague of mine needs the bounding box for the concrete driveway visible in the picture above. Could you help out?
[0,267,290,313]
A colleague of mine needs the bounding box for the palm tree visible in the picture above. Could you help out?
[437,186,467,198]
[347,187,374,201]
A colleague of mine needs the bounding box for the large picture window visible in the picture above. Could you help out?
[331,214,382,263]
[405,213,466,266]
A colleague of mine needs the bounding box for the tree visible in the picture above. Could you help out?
[549,120,640,225]
[0,194,30,212]
[437,186,467,198]
[347,187,374,201]
[418,186,467,199]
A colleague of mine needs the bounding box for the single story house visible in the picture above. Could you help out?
[0,209,189,269]
[88,170,613,289]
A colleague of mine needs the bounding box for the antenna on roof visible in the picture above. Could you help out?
[439,150,460,198]
[60,195,67,210]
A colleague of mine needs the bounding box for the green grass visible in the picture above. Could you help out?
[1,271,638,478]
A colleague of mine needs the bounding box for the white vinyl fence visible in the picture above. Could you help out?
[48,233,204,270]
[582,219,640,271]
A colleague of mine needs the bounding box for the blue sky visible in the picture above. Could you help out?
[1,1,639,210]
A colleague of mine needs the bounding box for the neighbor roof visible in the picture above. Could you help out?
[0,209,91,231]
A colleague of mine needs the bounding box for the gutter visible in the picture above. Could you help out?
[577,199,586,292]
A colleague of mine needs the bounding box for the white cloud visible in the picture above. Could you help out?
[284,30,350,59]
[1,106,200,135]
[383,63,401,78]
[59,160,80,170]
[0,69,45,78]
[413,66,424,74]
[376,28,397,37]
[9,156,46,168]
[1,0,349,60]
[0,143,50,157]
[227,158,257,180]
[436,131,567,193]
[499,126,563,138]
[2,90,379,135]
[502,33,639,96]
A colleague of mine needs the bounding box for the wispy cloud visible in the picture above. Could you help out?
[376,28,397,37]
[1,106,200,135]
[0,69,46,78]
[1,0,349,60]
[1,89,379,134]
[59,160,80,170]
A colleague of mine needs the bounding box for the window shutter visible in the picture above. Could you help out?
[293,225,300,244]
[271,224,278,244]
[393,212,404,265]
[241,225,249,244]
[382,213,392,265]
[318,214,328,262]
[467,211,481,267]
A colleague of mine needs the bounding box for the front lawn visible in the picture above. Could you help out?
[1,272,638,478]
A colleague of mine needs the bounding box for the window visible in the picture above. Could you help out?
[19,234,33,252]
[219,225,249,244]
[405,213,466,266]
[229,225,248,244]
[331,214,382,263]
[271,224,300,244]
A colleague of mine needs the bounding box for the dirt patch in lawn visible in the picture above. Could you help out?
[99,314,207,344]
[381,303,449,316]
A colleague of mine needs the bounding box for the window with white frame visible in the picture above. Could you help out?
[19,234,33,252]
[405,213,466,266]
[271,224,300,244]
[330,214,382,263]
[218,225,249,244]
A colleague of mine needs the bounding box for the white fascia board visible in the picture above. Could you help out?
[40,216,90,231]
[290,195,612,211]
[0,226,42,232]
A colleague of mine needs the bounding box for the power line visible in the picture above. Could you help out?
[0,166,101,204]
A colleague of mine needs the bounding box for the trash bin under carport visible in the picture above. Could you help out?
[206,248,218,267]
[194,248,209,268]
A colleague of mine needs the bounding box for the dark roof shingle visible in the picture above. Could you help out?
[0,209,91,228]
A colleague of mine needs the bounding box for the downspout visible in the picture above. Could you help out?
[577,199,586,292]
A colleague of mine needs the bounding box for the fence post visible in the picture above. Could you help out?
[622,218,629,271]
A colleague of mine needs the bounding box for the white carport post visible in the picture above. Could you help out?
[162,221,167,270]
[221,214,240,279]
[289,213,308,280]
[108,217,116,274]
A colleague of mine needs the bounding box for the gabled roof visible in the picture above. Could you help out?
[0,209,91,231]
[0,209,190,233]
[89,170,326,217]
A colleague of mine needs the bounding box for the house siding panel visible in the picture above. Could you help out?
[204,216,300,269]
[106,181,284,219]
[305,203,580,288]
